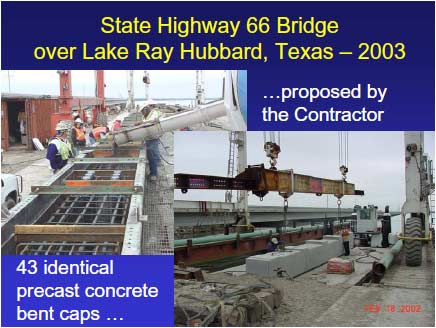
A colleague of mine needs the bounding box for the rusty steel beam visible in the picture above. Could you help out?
[174,225,343,265]
[175,164,364,198]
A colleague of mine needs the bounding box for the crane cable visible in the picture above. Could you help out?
[263,132,281,169]
[338,132,349,180]
[337,132,349,225]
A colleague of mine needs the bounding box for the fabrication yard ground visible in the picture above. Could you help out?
[1,147,50,199]
[178,244,435,326]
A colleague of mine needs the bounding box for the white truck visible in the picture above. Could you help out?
[1,174,23,209]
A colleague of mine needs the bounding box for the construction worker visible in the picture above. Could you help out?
[46,122,73,174]
[72,109,81,121]
[342,228,351,256]
[112,119,122,131]
[267,237,282,252]
[141,106,162,181]
[71,118,86,147]
[89,126,110,144]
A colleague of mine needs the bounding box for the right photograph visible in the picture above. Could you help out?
[173,131,435,327]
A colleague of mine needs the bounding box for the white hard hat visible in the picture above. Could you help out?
[55,122,69,131]
[74,118,83,124]
[271,237,279,245]
[72,111,79,117]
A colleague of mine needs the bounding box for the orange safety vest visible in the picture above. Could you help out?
[73,127,86,141]
[112,121,121,131]
[342,229,350,241]
[92,127,108,140]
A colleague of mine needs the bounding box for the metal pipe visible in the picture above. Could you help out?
[174,229,273,247]
[373,240,403,278]
[174,224,327,247]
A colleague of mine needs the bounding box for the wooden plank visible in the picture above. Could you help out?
[30,185,142,194]
[174,265,205,281]
[15,225,126,243]
[70,170,137,173]
[15,234,124,243]
[174,270,193,280]
[64,180,134,187]
[15,225,125,235]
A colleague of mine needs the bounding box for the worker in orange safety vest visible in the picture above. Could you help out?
[71,118,86,147]
[89,126,110,144]
[342,228,350,256]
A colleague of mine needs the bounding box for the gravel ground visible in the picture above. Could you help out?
[207,271,349,326]
[1,110,127,175]
[1,148,46,174]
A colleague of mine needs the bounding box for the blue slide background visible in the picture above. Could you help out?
[1,1,435,130]
[1,1,434,326]
[1,256,174,326]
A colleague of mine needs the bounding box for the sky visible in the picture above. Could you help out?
[1,70,225,99]
[174,131,435,212]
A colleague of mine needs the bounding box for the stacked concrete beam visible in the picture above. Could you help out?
[306,239,341,261]
[323,235,344,256]
[247,235,349,278]
[324,233,354,250]
[285,244,324,271]
[246,234,354,277]
[246,252,294,277]
[281,248,306,277]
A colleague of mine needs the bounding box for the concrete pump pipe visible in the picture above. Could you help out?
[112,100,227,146]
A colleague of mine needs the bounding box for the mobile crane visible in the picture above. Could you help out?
[401,132,434,266]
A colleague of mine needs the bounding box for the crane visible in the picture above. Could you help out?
[195,70,205,106]
[224,132,250,229]
[126,70,135,111]
[225,132,237,203]
[400,132,434,266]
[54,70,106,130]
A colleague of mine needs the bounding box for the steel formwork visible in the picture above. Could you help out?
[17,242,121,255]
[40,195,130,225]
[1,145,148,255]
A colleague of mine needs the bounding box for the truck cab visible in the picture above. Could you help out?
[1,174,22,209]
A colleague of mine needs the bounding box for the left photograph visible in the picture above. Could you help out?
[1,70,244,255]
